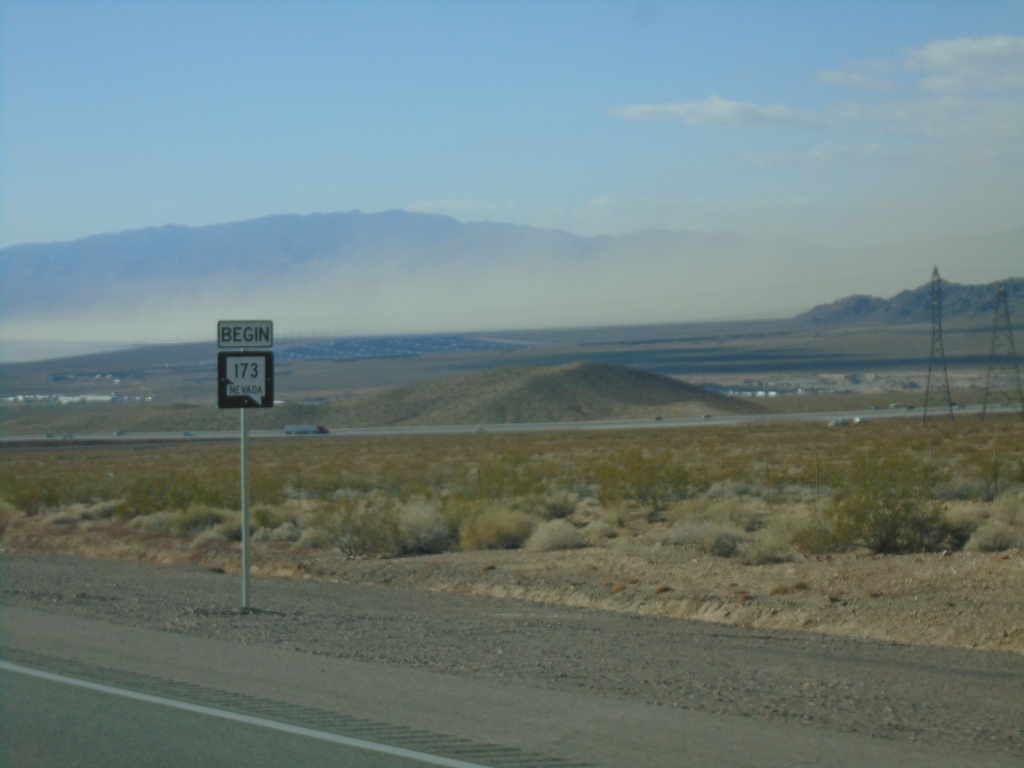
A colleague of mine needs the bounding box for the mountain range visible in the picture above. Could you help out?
[796,277,1024,327]
[1,210,1021,346]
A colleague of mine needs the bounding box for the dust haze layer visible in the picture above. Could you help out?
[3,210,1021,346]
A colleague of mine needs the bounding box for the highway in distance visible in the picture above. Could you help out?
[1,403,995,446]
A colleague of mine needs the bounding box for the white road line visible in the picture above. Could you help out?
[0,660,494,768]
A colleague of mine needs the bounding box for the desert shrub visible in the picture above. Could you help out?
[215,512,244,542]
[935,479,989,502]
[6,480,64,516]
[668,496,765,533]
[721,480,757,498]
[525,519,587,552]
[397,499,453,555]
[599,503,632,529]
[582,520,617,543]
[172,506,229,537]
[540,493,578,520]
[670,519,749,558]
[790,517,834,554]
[965,521,1023,552]
[772,484,819,504]
[471,457,545,500]
[990,491,1023,526]
[738,526,795,565]
[134,511,174,535]
[509,492,579,520]
[192,526,228,546]
[969,454,1014,501]
[311,492,400,557]
[252,506,286,529]
[123,470,239,515]
[292,526,330,549]
[41,509,79,526]
[596,449,688,519]
[252,521,302,542]
[795,455,954,554]
[439,498,486,539]
[459,507,535,550]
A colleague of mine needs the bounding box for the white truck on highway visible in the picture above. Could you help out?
[284,424,329,435]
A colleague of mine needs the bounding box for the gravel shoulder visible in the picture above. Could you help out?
[6,508,1023,653]
[1,550,1022,759]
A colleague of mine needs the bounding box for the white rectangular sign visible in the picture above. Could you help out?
[218,320,273,348]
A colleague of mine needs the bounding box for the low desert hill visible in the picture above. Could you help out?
[330,361,763,426]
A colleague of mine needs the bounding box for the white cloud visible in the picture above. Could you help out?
[609,96,826,129]
[905,35,1024,93]
[604,36,1024,250]
[614,35,1024,179]
[818,36,1024,95]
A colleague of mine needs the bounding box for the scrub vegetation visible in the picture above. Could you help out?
[3,415,1022,561]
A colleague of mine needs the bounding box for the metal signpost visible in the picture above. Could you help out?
[217,320,274,609]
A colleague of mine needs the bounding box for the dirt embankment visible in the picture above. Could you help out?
[3,509,1022,654]
[328,545,1024,654]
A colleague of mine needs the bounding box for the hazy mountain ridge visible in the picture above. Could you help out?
[0,210,795,306]
[0,210,751,288]
[2,210,1021,345]
[796,278,1024,326]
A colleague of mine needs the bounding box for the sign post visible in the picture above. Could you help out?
[217,320,274,610]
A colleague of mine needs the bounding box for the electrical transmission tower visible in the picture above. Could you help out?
[982,283,1024,419]
[923,267,954,423]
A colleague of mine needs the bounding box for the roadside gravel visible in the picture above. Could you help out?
[1,552,1022,758]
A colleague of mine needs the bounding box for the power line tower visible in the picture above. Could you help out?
[982,283,1024,419]
[923,267,954,423]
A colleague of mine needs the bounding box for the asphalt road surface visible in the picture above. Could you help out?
[2,554,1021,768]
[1,403,994,446]
[1,664,443,768]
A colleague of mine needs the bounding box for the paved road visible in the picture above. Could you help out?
[3,602,1020,768]
[1,403,999,446]
[1,664,441,768]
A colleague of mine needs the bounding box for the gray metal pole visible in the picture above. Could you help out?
[240,405,250,609]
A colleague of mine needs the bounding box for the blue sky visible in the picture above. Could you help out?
[3,0,1022,249]
[1,1,1023,350]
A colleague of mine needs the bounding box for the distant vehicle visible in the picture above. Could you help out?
[62,433,74,439]
[44,433,54,439]
[182,431,194,437]
[828,418,851,427]
[284,424,329,435]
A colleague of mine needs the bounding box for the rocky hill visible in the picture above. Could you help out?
[796,277,1024,327]
[330,361,762,426]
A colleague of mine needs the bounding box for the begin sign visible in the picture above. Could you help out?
[218,320,273,348]
[215,320,275,610]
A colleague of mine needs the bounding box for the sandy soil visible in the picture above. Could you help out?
[3,509,1022,655]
